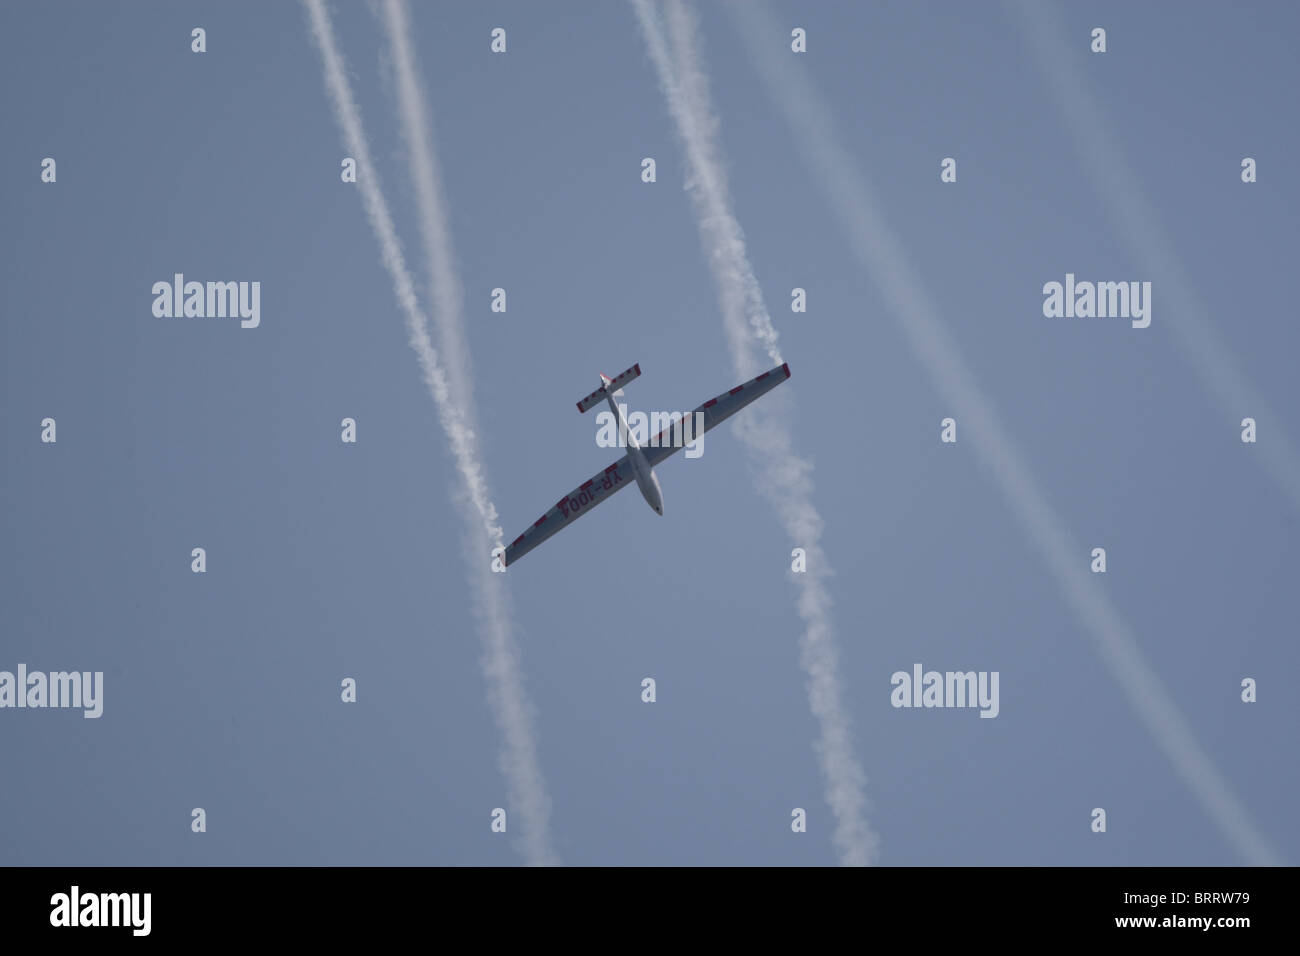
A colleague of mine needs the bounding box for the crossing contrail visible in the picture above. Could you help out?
[632,0,879,866]
[1006,0,1300,516]
[731,0,1282,866]
[381,0,477,426]
[304,0,559,866]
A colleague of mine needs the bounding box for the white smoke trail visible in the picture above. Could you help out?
[1007,0,1300,515]
[632,0,878,867]
[633,0,781,378]
[303,0,559,866]
[381,0,476,421]
[731,1,1282,866]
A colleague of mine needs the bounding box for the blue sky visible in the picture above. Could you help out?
[2,1,1296,865]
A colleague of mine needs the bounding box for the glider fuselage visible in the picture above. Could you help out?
[602,375,663,516]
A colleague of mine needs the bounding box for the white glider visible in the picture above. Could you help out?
[504,362,792,566]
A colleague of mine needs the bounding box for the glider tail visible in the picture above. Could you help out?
[576,363,640,412]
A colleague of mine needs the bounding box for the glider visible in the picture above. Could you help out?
[504,361,791,566]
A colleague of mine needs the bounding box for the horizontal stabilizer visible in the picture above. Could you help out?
[576,363,641,412]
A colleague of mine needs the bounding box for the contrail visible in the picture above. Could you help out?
[632,0,879,866]
[730,1,1282,865]
[303,0,559,866]
[381,0,476,424]
[633,0,781,377]
[1006,0,1300,515]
